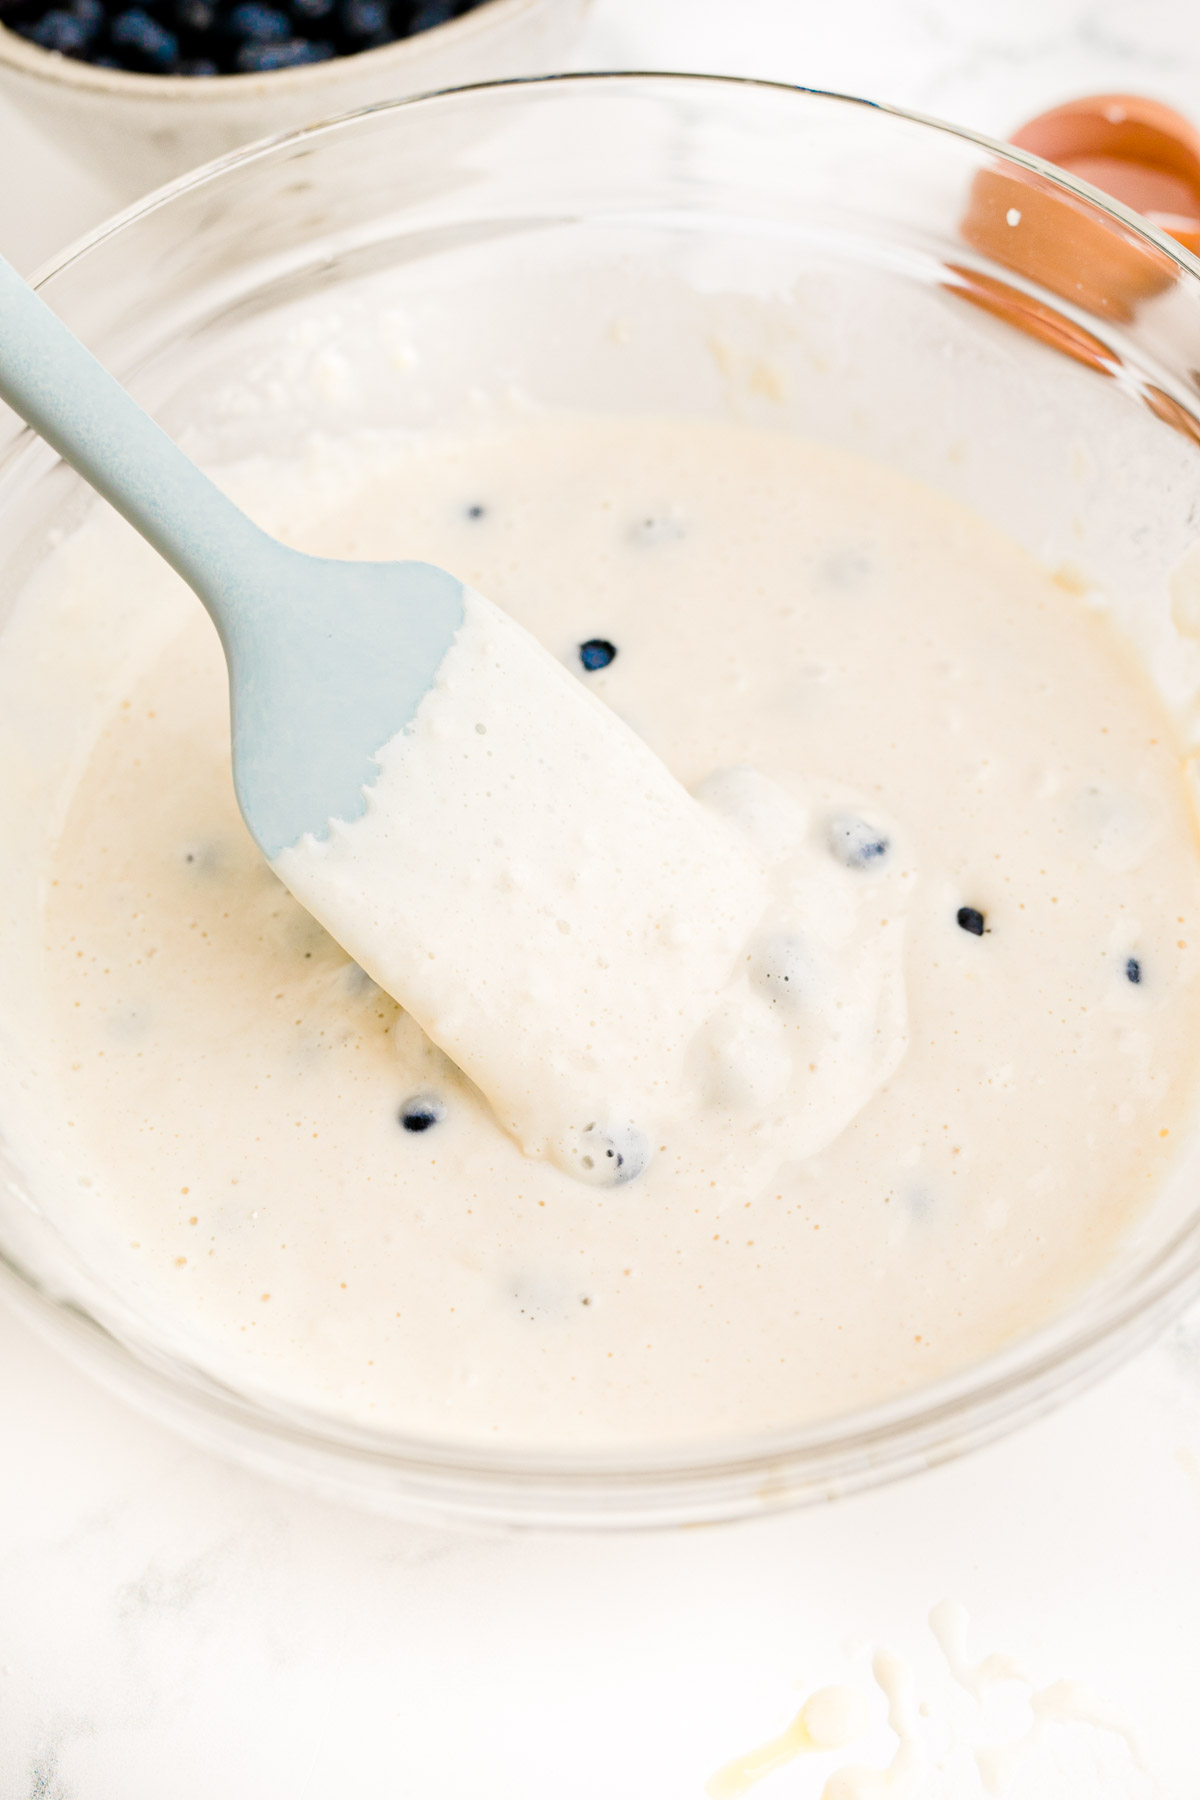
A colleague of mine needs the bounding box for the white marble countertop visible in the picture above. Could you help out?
[2,3,1200,1796]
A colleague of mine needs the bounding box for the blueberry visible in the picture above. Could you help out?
[827,813,890,870]
[579,638,616,672]
[340,0,387,35]
[176,52,217,69]
[180,838,225,872]
[820,548,871,589]
[957,906,986,936]
[571,1121,649,1187]
[510,1273,591,1323]
[1126,955,1142,985]
[229,1,290,37]
[399,1093,445,1133]
[465,502,487,521]
[22,0,103,49]
[235,33,331,64]
[407,0,454,29]
[109,5,179,65]
[171,0,214,28]
[749,933,814,1010]
[629,510,686,547]
[907,1184,935,1221]
[288,0,334,18]
[27,8,93,51]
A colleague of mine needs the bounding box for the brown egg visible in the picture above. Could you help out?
[1013,94,1200,255]
[961,93,1197,324]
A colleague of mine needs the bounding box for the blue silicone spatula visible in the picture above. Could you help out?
[0,251,776,1185]
[0,250,464,860]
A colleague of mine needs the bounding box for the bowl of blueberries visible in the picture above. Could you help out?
[0,0,588,205]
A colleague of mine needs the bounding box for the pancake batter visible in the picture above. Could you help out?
[3,409,1199,1448]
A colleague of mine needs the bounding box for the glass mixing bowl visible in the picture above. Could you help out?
[4,74,1200,1528]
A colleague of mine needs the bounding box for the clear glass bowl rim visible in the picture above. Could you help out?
[6,70,1200,1527]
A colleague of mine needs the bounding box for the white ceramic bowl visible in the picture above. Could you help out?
[0,0,589,204]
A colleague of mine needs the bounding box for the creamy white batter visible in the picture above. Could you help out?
[276,587,910,1185]
[275,588,911,1184]
[3,409,1200,1448]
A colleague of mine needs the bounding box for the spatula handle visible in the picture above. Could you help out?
[0,250,265,632]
